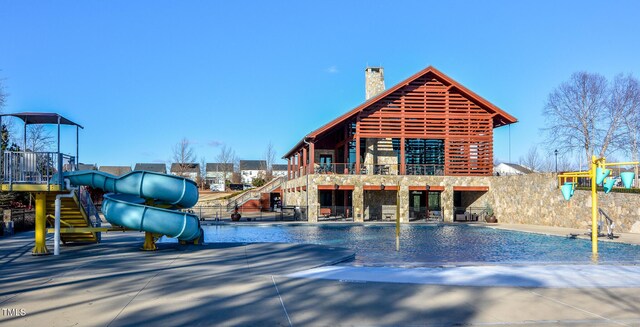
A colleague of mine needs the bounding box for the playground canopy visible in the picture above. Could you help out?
[0,112,83,165]
[0,112,84,128]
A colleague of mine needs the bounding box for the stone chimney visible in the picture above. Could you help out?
[365,67,385,100]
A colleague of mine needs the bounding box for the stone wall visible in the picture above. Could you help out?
[489,173,640,232]
[283,173,640,232]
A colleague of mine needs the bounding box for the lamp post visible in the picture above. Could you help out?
[554,149,558,173]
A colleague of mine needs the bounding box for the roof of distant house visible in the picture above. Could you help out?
[240,160,266,170]
[134,163,166,173]
[206,163,234,172]
[496,163,535,174]
[272,164,287,171]
[99,166,132,176]
[78,163,97,171]
[170,163,200,173]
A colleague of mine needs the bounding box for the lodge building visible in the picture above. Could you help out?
[282,66,517,222]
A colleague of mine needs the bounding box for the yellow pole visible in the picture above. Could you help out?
[32,192,50,255]
[396,183,400,251]
[142,231,157,251]
[590,156,598,259]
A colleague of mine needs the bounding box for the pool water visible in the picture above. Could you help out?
[180,224,640,266]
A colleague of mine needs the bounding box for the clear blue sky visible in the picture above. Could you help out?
[1,1,639,167]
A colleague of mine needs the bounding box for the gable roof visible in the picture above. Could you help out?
[206,163,234,171]
[272,164,287,171]
[239,160,266,170]
[134,163,166,173]
[496,163,535,174]
[284,65,518,158]
[99,166,132,176]
[170,163,200,173]
[78,163,97,171]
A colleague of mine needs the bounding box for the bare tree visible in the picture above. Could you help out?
[613,74,640,187]
[27,125,54,152]
[264,141,276,181]
[602,74,637,156]
[215,144,236,186]
[0,76,5,111]
[172,138,197,177]
[518,145,543,172]
[542,72,608,161]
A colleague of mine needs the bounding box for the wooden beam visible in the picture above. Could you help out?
[318,185,355,191]
[409,185,445,191]
[453,186,489,191]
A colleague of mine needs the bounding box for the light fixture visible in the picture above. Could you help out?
[380,184,385,190]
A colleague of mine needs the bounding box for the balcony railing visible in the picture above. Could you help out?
[2,151,76,186]
[405,164,444,176]
[311,163,445,176]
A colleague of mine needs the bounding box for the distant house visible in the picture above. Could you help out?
[99,166,132,176]
[272,164,288,178]
[134,163,167,174]
[494,163,535,176]
[170,163,200,181]
[77,163,97,171]
[206,163,234,191]
[239,160,266,185]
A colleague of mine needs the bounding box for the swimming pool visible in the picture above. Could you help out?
[174,224,640,266]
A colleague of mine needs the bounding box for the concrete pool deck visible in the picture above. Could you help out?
[1,229,640,326]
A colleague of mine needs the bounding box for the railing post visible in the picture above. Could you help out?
[57,153,63,186]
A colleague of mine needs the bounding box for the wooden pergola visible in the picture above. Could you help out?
[284,66,517,179]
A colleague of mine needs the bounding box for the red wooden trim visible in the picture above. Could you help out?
[301,186,306,191]
[355,136,360,174]
[453,186,489,191]
[295,186,301,192]
[409,185,444,191]
[317,185,355,191]
[310,141,315,167]
[302,147,307,176]
[363,185,398,191]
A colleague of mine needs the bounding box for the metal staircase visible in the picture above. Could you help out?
[226,177,284,211]
[46,187,101,244]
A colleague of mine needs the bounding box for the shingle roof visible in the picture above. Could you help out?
[239,160,266,170]
[99,166,132,176]
[134,163,166,173]
[78,163,97,171]
[272,164,287,171]
[206,163,234,172]
[170,163,200,173]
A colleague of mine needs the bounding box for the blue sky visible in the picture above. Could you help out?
[1,1,639,167]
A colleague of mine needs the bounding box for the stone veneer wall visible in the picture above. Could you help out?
[284,173,640,231]
[488,173,640,232]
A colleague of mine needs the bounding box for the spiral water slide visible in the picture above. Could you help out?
[63,170,203,241]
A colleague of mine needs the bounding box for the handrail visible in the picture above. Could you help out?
[225,176,285,211]
[310,162,444,176]
[2,151,76,186]
[78,186,101,228]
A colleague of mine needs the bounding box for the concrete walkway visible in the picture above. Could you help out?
[1,231,640,326]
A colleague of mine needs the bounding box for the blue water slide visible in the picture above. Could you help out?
[63,170,202,241]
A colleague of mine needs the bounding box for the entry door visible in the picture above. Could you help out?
[412,194,421,212]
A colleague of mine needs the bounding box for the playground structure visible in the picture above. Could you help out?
[0,112,202,255]
[558,156,638,259]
